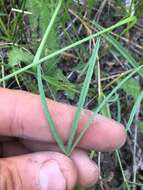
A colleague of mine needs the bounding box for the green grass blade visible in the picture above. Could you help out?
[116,93,121,122]
[97,93,130,190]
[69,65,143,155]
[40,16,136,63]
[37,65,66,154]
[93,21,143,78]
[35,0,66,153]
[108,37,143,78]
[98,92,111,118]
[126,90,143,131]
[0,16,136,83]
[67,37,101,153]
[0,18,10,37]
[33,0,63,63]
[116,150,131,190]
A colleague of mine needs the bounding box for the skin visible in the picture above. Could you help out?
[0,88,127,190]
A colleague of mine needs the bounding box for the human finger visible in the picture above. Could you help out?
[22,140,99,188]
[2,140,99,188]
[0,151,77,190]
[0,88,126,151]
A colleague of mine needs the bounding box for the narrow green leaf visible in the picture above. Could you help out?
[93,21,143,78]
[40,16,136,64]
[126,90,143,131]
[33,0,63,64]
[116,150,131,190]
[108,37,143,78]
[37,65,66,154]
[34,0,66,153]
[98,92,111,118]
[67,37,101,153]
[115,93,121,122]
[0,16,136,83]
[69,65,143,155]
[26,0,60,66]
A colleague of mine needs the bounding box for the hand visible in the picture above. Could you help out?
[0,88,126,190]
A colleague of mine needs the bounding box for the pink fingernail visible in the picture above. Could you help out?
[39,160,66,190]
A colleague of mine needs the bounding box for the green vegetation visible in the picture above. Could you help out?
[0,0,143,189]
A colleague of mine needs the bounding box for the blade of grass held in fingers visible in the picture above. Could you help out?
[126,91,143,132]
[68,65,143,155]
[37,65,66,154]
[0,16,136,83]
[67,37,101,154]
[35,0,66,153]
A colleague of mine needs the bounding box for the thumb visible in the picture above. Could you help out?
[0,152,77,190]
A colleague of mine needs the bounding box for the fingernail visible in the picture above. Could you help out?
[39,163,49,190]
[39,160,66,190]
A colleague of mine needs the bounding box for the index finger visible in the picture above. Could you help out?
[0,88,126,151]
